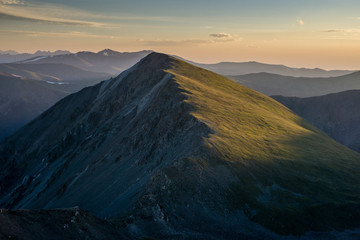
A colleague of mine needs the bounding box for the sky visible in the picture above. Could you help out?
[1,0,360,69]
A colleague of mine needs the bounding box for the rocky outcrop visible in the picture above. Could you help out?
[0,208,126,239]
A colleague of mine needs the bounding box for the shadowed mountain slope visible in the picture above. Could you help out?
[0,75,70,140]
[1,53,360,239]
[0,72,110,140]
[230,71,360,97]
[273,90,360,153]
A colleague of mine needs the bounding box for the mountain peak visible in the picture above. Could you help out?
[97,48,118,56]
[1,54,360,238]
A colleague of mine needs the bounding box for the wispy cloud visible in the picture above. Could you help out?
[0,29,121,39]
[0,0,24,5]
[0,11,103,26]
[322,29,360,33]
[209,32,232,38]
[137,38,209,47]
[0,0,107,27]
[209,32,242,42]
[322,29,343,33]
[319,29,360,40]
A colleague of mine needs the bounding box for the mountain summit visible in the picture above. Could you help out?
[1,53,360,239]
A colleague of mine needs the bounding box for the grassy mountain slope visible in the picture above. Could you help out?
[158,57,360,234]
[230,71,360,97]
[273,90,360,153]
[1,53,360,238]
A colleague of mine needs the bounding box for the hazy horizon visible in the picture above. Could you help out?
[1,0,360,69]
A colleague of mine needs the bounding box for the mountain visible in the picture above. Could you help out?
[273,90,360,153]
[0,63,111,82]
[0,208,127,239]
[0,50,19,55]
[1,53,360,239]
[0,50,71,63]
[230,71,360,97]
[19,49,153,75]
[0,74,70,140]
[187,60,353,77]
[0,72,109,140]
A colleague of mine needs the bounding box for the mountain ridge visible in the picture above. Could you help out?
[175,56,354,77]
[17,49,153,75]
[230,71,360,97]
[1,52,360,239]
[0,50,71,63]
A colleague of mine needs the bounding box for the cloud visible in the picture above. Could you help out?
[0,29,122,39]
[209,32,242,43]
[321,29,360,34]
[297,18,304,25]
[0,0,24,5]
[0,11,103,27]
[322,29,343,33]
[137,38,209,47]
[209,32,232,38]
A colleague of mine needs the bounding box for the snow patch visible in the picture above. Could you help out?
[22,56,47,63]
[11,74,22,78]
[46,81,69,85]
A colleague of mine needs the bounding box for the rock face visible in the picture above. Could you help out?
[273,90,360,153]
[1,53,360,239]
[0,208,126,240]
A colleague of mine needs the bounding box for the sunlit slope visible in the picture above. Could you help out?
[166,57,360,234]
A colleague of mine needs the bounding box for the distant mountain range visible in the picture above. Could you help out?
[0,63,111,82]
[230,71,360,97]
[0,50,71,63]
[179,58,354,77]
[1,49,355,77]
[1,53,360,239]
[18,49,153,75]
[273,90,360,153]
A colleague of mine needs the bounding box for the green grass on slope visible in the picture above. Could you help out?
[166,57,360,235]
